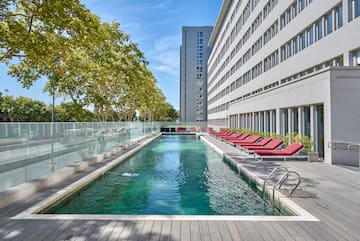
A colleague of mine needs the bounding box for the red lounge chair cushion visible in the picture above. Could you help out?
[240,137,272,147]
[214,131,234,137]
[177,127,187,132]
[243,139,283,150]
[221,132,243,140]
[230,135,261,144]
[225,133,249,140]
[254,144,303,156]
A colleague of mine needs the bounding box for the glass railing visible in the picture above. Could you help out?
[0,122,219,192]
[0,122,160,192]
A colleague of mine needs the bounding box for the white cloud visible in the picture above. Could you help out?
[148,0,172,10]
[146,35,180,77]
[154,36,180,51]
[152,65,178,75]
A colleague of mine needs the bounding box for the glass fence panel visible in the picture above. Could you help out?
[0,122,162,192]
[0,121,221,192]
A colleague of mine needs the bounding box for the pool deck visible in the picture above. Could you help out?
[1,134,360,240]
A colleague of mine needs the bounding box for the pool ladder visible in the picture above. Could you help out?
[262,167,301,202]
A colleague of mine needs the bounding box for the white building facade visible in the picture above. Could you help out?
[208,0,360,165]
[180,26,213,122]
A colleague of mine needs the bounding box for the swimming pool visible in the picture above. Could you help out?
[43,135,279,215]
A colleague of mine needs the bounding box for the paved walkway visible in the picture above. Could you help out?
[1,134,360,241]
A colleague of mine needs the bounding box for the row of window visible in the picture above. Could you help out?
[208,49,279,105]
[252,12,263,34]
[208,0,284,93]
[209,0,313,92]
[280,0,314,30]
[208,0,319,102]
[263,20,279,45]
[209,56,343,115]
[264,50,279,72]
[196,32,204,114]
[209,0,278,85]
[280,4,343,62]
[252,61,263,79]
[252,37,263,56]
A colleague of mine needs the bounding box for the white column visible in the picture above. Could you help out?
[258,113,262,132]
[280,109,285,134]
[263,111,268,132]
[252,112,255,131]
[288,108,293,133]
[244,114,248,129]
[310,105,317,151]
[269,110,273,133]
[298,106,304,135]
[239,114,242,129]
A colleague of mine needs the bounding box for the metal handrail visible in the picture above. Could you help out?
[272,171,301,202]
[279,171,301,196]
[262,166,288,198]
[328,141,360,151]
[347,144,360,151]
[272,172,289,202]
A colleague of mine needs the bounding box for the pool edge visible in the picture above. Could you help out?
[200,135,319,222]
[12,133,319,222]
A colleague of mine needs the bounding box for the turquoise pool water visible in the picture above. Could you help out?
[45,135,277,215]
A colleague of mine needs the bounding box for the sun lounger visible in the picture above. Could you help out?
[220,132,243,140]
[177,127,187,132]
[239,137,272,147]
[190,127,196,132]
[213,130,234,137]
[230,135,261,145]
[224,133,250,142]
[241,139,283,151]
[211,129,230,136]
[254,143,304,161]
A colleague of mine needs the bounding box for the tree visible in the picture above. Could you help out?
[0,95,51,121]
[1,0,172,121]
[55,101,95,122]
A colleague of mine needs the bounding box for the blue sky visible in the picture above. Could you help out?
[0,0,222,110]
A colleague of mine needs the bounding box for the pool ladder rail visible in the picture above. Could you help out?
[262,167,301,202]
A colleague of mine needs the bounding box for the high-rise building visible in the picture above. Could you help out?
[180,26,213,122]
[208,0,360,165]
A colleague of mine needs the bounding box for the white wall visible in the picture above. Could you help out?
[330,68,360,166]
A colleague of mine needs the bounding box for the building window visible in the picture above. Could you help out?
[335,5,343,29]
[351,48,360,66]
[325,13,333,35]
[300,31,306,50]
[308,25,314,45]
[349,0,360,21]
[292,37,298,55]
[315,20,323,41]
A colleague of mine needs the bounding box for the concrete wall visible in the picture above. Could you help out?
[330,68,360,166]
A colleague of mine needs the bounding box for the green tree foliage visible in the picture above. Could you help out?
[0,95,50,121]
[55,101,95,122]
[0,0,174,121]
